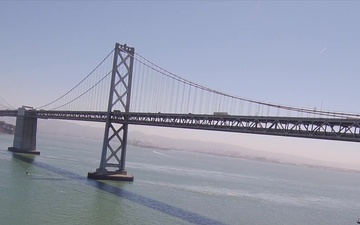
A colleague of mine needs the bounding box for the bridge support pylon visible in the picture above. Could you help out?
[87,43,134,181]
[8,107,40,155]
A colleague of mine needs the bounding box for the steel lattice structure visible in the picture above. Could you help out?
[96,43,135,175]
[2,110,360,142]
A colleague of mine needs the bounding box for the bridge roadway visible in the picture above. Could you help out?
[1,110,360,142]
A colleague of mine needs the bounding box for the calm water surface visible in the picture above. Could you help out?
[1,133,360,225]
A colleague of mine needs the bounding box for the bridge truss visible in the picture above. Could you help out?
[1,110,359,143]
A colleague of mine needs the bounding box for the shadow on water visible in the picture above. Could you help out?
[12,153,226,225]
[30,177,67,181]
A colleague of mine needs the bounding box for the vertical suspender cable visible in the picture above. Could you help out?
[174,80,180,113]
[186,85,191,113]
[192,87,197,114]
[181,82,186,113]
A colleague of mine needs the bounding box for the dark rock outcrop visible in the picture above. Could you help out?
[0,121,15,134]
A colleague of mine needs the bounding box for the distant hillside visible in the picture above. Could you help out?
[37,120,104,139]
[0,120,15,134]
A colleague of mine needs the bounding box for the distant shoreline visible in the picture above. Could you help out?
[2,127,359,175]
[129,140,360,175]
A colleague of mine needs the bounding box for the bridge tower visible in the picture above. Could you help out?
[8,106,40,155]
[88,43,135,181]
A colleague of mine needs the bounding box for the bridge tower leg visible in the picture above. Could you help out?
[88,43,135,181]
[8,107,40,155]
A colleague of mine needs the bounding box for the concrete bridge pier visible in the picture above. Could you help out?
[8,107,40,155]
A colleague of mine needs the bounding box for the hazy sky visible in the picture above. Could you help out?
[1,1,360,163]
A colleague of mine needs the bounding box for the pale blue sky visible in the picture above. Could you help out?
[1,1,360,163]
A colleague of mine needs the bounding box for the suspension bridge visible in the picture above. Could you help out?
[1,43,360,181]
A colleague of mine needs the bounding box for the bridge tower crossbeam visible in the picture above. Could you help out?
[87,43,134,181]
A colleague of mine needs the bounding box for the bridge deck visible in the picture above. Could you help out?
[1,110,359,143]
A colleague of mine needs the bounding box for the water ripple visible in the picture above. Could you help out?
[12,154,227,225]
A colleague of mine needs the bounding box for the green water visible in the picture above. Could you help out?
[1,133,360,225]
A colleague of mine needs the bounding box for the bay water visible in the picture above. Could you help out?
[1,133,360,225]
